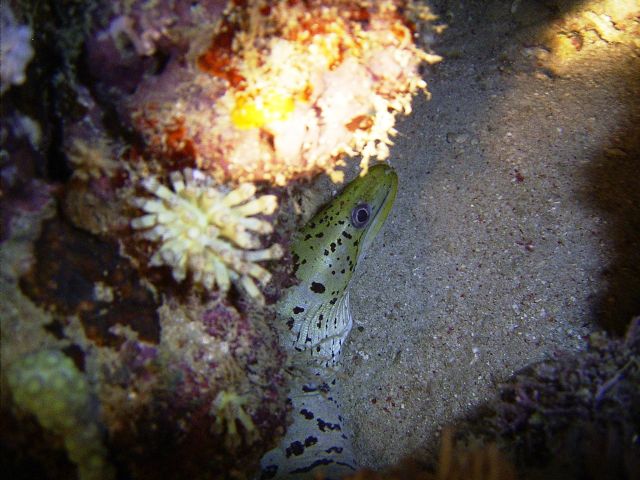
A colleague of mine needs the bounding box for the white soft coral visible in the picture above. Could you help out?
[131,169,282,301]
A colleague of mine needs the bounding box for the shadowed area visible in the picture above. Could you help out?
[582,120,640,334]
[341,0,640,472]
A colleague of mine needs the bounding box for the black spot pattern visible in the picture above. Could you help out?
[325,446,343,454]
[300,409,314,420]
[265,165,398,478]
[292,253,300,275]
[291,459,334,474]
[317,418,341,432]
[286,441,305,457]
[260,464,278,479]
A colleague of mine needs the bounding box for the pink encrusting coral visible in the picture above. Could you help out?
[128,0,441,185]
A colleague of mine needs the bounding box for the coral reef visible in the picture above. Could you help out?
[11,215,289,478]
[96,297,288,479]
[128,0,441,184]
[1,0,439,478]
[6,349,114,480]
[131,168,283,301]
[0,106,54,244]
[46,0,440,300]
[18,217,161,347]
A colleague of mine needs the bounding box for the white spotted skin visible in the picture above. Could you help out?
[260,165,397,479]
[285,289,353,377]
[260,380,357,479]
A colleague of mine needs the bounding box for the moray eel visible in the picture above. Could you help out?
[260,164,398,479]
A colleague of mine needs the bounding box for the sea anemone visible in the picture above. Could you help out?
[131,168,283,301]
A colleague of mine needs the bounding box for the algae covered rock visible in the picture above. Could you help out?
[6,349,114,480]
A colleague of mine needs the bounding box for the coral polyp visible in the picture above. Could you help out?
[212,390,258,449]
[67,138,120,181]
[131,168,283,300]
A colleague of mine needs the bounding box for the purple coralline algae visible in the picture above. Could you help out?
[467,317,640,479]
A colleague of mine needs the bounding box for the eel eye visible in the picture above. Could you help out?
[351,203,371,228]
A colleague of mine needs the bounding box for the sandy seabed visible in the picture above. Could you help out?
[338,0,639,469]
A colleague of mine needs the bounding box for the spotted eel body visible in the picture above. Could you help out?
[261,165,398,479]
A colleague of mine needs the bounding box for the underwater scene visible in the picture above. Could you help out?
[1,0,638,479]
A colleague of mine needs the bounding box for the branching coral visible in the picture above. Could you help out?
[7,349,114,480]
[131,168,283,301]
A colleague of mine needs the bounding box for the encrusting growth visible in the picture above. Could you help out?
[132,0,442,186]
[131,168,283,301]
[7,349,114,480]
